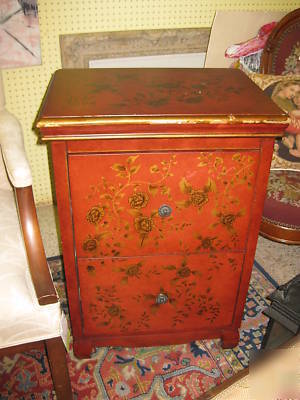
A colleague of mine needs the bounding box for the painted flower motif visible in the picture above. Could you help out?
[197,235,216,250]
[190,189,209,209]
[212,209,244,235]
[107,304,122,317]
[86,205,105,225]
[177,267,191,278]
[178,177,212,212]
[129,192,149,209]
[82,237,98,252]
[201,238,213,249]
[134,216,154,234]
[219,213,237,228]
[126,263,142,277]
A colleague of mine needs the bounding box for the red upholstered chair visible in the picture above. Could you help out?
[259,8,300,244]
[0,106,73,397]
[260,170,300,244]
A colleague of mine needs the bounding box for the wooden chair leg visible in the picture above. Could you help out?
[45,337,73,399]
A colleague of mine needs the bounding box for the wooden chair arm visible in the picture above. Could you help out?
[16,186,58,305]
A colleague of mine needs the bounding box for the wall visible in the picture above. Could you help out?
[2,0,299,204]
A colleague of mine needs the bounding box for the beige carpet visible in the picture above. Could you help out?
[209,336,300,400]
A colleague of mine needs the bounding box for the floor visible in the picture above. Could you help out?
[37,204,300,285]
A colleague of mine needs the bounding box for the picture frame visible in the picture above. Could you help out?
[59,28,210,68]
[249,73,300,170]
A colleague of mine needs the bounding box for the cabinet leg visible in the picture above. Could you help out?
[221,328,240,349]
[73,338,94,359]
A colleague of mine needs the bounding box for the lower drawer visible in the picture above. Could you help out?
[77,252,244,336]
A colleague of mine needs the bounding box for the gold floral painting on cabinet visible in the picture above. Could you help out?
[68,151,259,258]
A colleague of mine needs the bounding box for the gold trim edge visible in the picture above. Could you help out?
[39,132,283,141]
[36,115,289,128]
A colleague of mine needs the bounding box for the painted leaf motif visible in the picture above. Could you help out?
[130,165,141,175]
[150,165,160,173]
[164,265,176,270]
[232,153,241,161]
[148,184,158,196]
[206,178,216,192]
[111,163,126,171]
[214,157,223,167]
[97,231,111,240]
[100,194,113,200]
[179,177,192,194]
[161,185,171,197]
[127,155,139,164]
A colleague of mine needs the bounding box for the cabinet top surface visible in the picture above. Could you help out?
[36,68,288,139]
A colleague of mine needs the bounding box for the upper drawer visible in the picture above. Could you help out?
[68,150,259,258]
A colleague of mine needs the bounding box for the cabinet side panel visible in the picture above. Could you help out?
[232,138,275,327]
[51,141,83,338]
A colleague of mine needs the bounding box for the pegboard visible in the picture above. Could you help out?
[2,0,299,204]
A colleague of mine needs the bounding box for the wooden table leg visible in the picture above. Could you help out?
[45,337,73,399]
[261,319,296,350]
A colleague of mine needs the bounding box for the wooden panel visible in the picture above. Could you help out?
[68,150,259,257]
[77,252,244,337]
[37,69,287,131]
[232,138,275,327]
[67,137,262,153]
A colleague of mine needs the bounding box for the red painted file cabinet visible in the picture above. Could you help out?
[36,68,288,358]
